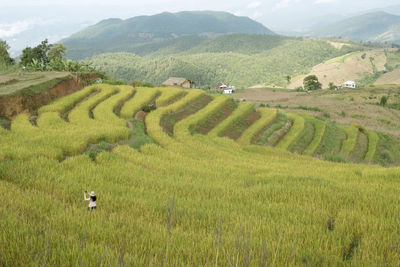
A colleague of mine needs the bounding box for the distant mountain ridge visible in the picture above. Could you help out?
[311,11,400,44]
[62,11,275,60]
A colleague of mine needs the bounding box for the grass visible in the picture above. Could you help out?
[0,72,71,96]
[276,113,305,150]
[224,111,260,140]
[254,112,288,146]
[2,86,400,265]
[120,87,159,118]
[350,130,368,162]
[160,95,212,135]
[236,108,277,146]
[193,97,236,135]
[303,118,326,156]
[365,131,379,161]
[340,126,359,154]
[288,120,314,154]
[156,87,186,106]
[374,132,400,166]
[0,117,10,129]
[122,119,154,150]
[208,102,254,138]
[316,122,346,160]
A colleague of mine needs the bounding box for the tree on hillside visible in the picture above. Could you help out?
[48,44,66,62]
[303,75,322,91]
[20,39,52,66]
[47,44,68,71]
[285,75,291,84]
[0,40,14,66]
[328,82,336,90]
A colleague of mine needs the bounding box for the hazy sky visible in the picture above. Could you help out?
[1,0,399,55]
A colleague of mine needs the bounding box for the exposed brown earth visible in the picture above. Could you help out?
[224,111,261,140]
[271,120,293,146]
[232,87,400,137]
[195,100,237,135]
[161,95,212,135]
[0,75,96,119]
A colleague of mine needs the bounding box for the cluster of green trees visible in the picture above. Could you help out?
[0,40,15,69]
[90,38,355,88]
[0,38,98,74]
[20,39,97,73]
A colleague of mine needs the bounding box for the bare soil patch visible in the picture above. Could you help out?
[195,100,237,135]
[161,95,212,135]
[224,111,260,140]
[0,75,94,119]
[232,87,400,137]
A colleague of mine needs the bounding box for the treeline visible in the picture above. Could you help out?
[90,38,356,88]
[0,39,101,75]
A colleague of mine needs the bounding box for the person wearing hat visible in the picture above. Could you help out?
[84,190,97,210]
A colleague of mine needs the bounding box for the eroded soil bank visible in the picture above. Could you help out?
[0,75,96,119]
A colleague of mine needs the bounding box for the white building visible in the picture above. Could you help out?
[223,89,233,94]
[343,81,357,89]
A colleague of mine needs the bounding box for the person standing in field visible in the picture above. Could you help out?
[84,190,97,210]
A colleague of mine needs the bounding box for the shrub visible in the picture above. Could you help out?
[380,96,388,106]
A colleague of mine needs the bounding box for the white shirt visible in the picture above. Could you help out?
[84,192,96,207]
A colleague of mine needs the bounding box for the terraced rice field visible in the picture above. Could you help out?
[0,85,399,266]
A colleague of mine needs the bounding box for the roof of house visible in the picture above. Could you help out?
[344,81,356,84]
[162,77,193,86]
[217,83,228,88]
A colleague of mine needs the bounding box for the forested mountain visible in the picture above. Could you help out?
[311,12,400,44]
[89,36,356,88]
[62,11,275,60]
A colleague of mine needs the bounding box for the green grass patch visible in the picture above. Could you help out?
[19,76,71,97]
[290,105,324,112]
[340,126,359,154]
[350,114,367,119]
[224,111,260,140]
[85,141,115,160]
[374,132,400,166]
[122,119,154,150]
[288,120,314,154]
[237,108,277,146]
[377,118,391,125]
[0,118,10,129]
[255,112,287,145]
[350,131,368,162]
[303,118,326,156]
[208,102,254,138]
[194,98,236,135]
[276,113,305,150]
[365,131,379,161]
[160,95,212,135]
[316,122,346,156]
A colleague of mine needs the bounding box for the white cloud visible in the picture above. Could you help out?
[0,18,56,38]
[247,1,262,8]
[314,0,337,3]
[0,21,33,38]
[273,0,299,10]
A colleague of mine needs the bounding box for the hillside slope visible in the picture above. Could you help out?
[62,11,275,60]
[90,37,354,87]
[1,85,400,265]
[311,11,400,44]
[288,50,387,89]
[287,47,400,89]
